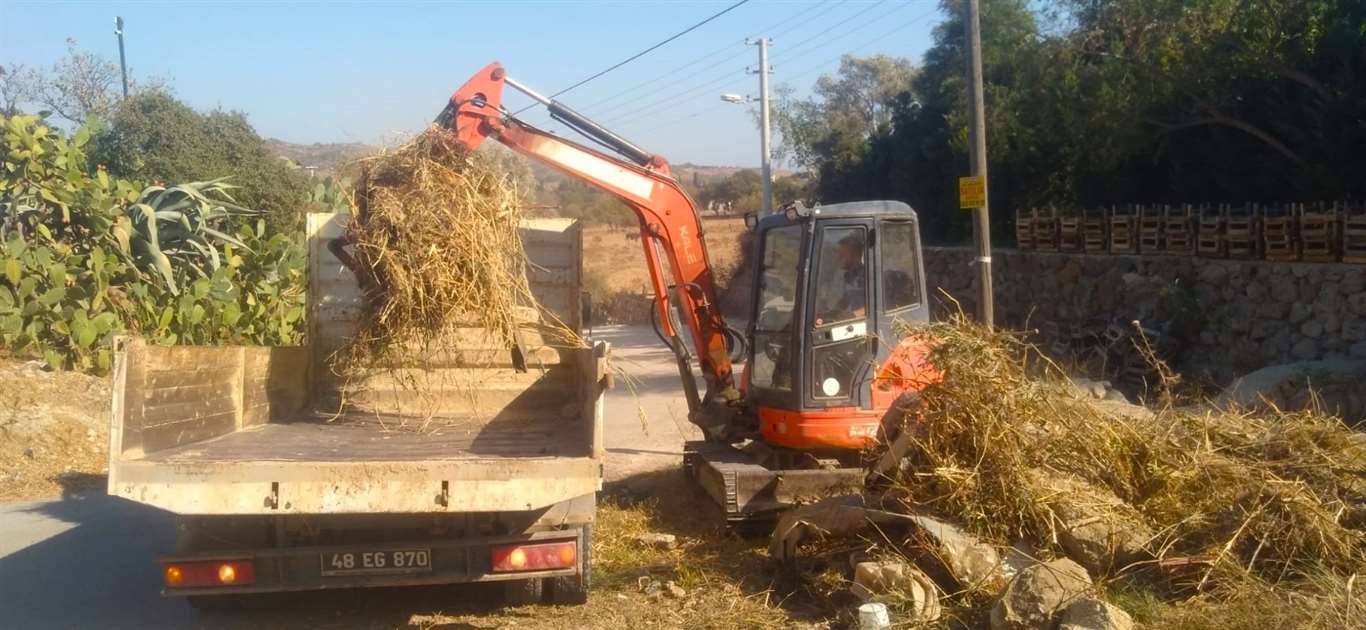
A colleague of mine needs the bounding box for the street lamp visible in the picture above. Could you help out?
[719,92,773,215]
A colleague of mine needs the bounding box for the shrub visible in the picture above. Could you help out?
[88,91,310,234]
[1,114,305,372]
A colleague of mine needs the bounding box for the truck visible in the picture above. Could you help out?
[107,212,608,607]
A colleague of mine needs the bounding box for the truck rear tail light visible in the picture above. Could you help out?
[491,541,577,573]
[163,560,256,588]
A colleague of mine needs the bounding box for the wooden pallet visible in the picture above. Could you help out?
[1263,204,1300,262]
[1083,208,1108,253]
[1139,205,1165,253]
[1163,205,1195,254]
[1300,203,1340,262]
[1225,204,1261,259]
[1059,209,1084,253]
[1109,205,1140,254]
[1015,208,1036,250]
[1197,204,1226,258]
[1342,203,1366,264]
[1035,206,1060,252]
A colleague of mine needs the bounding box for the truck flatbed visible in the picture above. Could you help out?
[108,215,607,518]
[140,411,588,464]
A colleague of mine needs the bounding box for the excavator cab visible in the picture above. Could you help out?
[743,201,935,452]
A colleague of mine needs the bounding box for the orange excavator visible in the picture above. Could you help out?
[440,63,939,525]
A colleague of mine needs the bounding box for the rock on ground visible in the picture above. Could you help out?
[1059,598,1134,630]
[990,558,1093,630]
[632,532,677,550]
[850,560,941,622]
[1216,359,1366,425]
[1029,472,1154,576]
[902,513,1006,592]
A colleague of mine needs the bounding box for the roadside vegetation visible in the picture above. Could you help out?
[775,0,1366,244]
[0,42,334,372]
[0,115,306,372]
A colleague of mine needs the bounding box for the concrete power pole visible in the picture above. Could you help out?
[964,0,995,327]
[114,17,129,99]
[748,38,774,215]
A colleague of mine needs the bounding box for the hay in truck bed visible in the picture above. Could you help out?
[106,213,607,516]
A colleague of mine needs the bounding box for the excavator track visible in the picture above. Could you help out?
[683,440,864,530]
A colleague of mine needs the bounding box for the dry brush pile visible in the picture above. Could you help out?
[326,129,582,422]
[874,317,1365,625]
[341,129,532,359]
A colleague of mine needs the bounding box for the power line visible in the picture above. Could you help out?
[598,68,750,128]
[572,1,837,117]
[536,1,848,129]
[768,0,890,61]
[631,8,936,139]
[607,1,909,129]
[771,0,910,63]
[779,8,938,83]
[513,0,752,114]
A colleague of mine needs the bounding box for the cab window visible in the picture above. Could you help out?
[751,225,802,391]
[809,225,870,402]
[811,227,868,326]
[880,220,921,311]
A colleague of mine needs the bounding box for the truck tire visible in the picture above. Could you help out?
[503,577,543,606]
[547,524,592,605]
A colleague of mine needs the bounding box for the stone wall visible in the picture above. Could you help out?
[923,247,1366,384]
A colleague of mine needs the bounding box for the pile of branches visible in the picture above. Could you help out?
[880,317,1364,620]
[332,129,535,376]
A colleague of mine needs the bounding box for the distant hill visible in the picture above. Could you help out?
[265,138,791,206]
[264,139,377,176]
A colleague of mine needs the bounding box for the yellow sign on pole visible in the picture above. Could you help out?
[958,175,985,209]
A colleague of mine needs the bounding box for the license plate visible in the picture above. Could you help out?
[320,548,432,576]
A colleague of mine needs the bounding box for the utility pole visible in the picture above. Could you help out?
[963,0,994,327]
[114,17,129,99]
[747,38,774,215]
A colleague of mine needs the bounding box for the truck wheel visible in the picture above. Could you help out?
[503,577,543,606]
[547,525,592,605]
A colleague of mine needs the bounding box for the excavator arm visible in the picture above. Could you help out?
[439,63,741,431]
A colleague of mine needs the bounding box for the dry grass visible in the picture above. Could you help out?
[412,471,815,629]
[332,128,574,379]
[875,315,1364,623]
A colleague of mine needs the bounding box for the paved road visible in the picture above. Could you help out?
[0,324,698,629]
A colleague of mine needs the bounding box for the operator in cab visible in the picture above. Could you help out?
[834,233,867,320]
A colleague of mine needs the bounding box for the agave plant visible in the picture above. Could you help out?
[115,178,260,295]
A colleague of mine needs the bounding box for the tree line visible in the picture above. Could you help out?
[773,0,1366,244]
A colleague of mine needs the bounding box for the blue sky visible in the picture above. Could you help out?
[2,0,943,167]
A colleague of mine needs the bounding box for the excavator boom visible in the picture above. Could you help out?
[440,63,741,430]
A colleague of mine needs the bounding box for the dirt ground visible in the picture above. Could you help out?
[0,358,110,502]
[582,217,748,324]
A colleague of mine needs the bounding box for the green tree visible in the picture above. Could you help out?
[90,91,309,233]
[779,0,1366,244]
[772,54,916,175]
